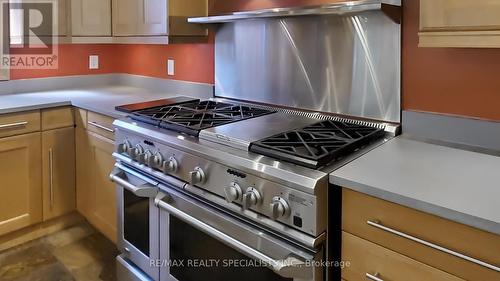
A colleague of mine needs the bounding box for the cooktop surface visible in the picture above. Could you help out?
[250,119,385,169]
[130,100,275,136]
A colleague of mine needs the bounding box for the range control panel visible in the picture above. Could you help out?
[114,130,325,236]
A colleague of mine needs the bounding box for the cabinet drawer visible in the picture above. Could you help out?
[42,107,74,131]
[0,111,40,138]
[342,231,464,281]
[87,111,115,140]
[342,188,500,280]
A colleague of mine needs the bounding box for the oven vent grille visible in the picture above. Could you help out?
[250,104,388,130]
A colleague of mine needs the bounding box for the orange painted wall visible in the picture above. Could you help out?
[402,0,500,121]
[10,44,120,80]
[10,43,214,84]
[117,44,214,84]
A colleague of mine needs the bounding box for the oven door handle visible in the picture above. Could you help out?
[155,192,312,279]
[110,167,157,198]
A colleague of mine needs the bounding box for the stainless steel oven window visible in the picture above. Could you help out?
[168,215,293,281]
[156,187,324,281]
[124,189,150,256]
[112,164,160,281]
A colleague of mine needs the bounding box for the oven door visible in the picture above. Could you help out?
[111,163,160,280]
[155,185,323,281]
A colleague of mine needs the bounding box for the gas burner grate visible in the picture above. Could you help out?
[250,119,385,169]
[131,100,275,136]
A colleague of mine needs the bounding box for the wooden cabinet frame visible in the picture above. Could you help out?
[419,0,500,48]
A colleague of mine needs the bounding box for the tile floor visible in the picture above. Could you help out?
[0,223,118,281]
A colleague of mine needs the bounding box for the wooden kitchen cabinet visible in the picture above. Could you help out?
[0,111,40,138]
[75,108,87,129]
[0,132,42,236]
[41,127,76,221]
[342,188,500,281]
[76,127,117,243]
[168,0,208,37]
[55,0,68,36]
[112,0,207,38]
[41,106,74,131]
[87,111,115,140]
[342,231,464,281]
[112,0,167,36]
[419,0,500,47]
[71,0,111,36]
[10,0,68,37]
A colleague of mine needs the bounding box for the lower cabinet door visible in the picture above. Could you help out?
[76,128,117,243]
[42,127,76,220]
[0,132,42,235]
[341,231,464,281]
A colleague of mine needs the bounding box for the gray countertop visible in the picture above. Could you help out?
[0,86,201,118]
[330,137,500,235]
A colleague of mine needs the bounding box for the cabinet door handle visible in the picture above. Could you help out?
[366,272,384,281]
[88,121,114,133]
[367,220,500,272]
[0,121,28,130]
[49,148,54,210]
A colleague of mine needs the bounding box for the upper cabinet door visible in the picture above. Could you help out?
[419,0,500,47]
[71,0,111,36]
[139,0,167,35]
[112,0,167,36]
[9,0,67,38]
[55,0,68,36]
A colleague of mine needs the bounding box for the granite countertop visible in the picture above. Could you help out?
[0,86,202,118]
[330,137,500,235]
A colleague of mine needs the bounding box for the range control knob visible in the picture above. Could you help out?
[152,152,163,168]
[270,197,291,220]
[242,187,261,210]
[139,150,153,165]
[129,144,144,160]
[224,182,242,203]
[118,140,132,154]
[162,156,179,173]
[189,167,206,185]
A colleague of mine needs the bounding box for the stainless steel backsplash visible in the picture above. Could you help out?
[214,10,401,123]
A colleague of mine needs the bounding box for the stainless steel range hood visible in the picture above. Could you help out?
[188,0,401,23]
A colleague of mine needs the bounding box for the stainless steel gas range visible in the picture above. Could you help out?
[109,97,396,281]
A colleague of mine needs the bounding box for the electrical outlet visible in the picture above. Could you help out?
[167,59,175,76]
[89,55,99,70]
